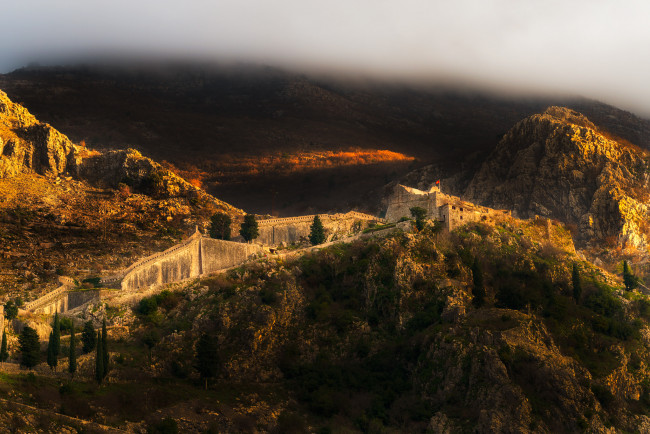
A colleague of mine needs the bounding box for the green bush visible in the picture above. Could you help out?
[137,297,158,315]
[147,418,178,434]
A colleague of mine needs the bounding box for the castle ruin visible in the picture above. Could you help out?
[385,184,510,230]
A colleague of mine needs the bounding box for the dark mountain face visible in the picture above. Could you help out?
[1,63,649,215]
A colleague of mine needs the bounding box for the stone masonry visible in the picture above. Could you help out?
[385,184,510,230]
[120,229,263,292]
[256,211,382,246]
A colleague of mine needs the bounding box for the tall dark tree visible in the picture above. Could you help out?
[81,320,96,354]
[102,319,109,379]
[239,214,259,242]
[572,263,582,302]
[309,215,326,245]
[68,325,77,378]
[0,330,8,363]
[409,206,428,231]
[209,212,232,240]
[471,257,486,307]
[52,312,61,359]
[19,326,40,368]
[195,333,220,390]
[623,260,638,291]
[47,331,58,371]
[142,330,160,364]
[95,331,104,385]
[4,300,18,320]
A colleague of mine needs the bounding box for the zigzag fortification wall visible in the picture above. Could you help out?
[121,235,263,292]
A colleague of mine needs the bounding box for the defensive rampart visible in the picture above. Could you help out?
[24,276,76,314]
[120,233,263,292]
[385,184,511,230]
[256,211,382,245]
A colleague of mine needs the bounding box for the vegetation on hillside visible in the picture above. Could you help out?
[1,218,650,431]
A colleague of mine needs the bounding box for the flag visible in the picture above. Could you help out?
[436,180,440,185]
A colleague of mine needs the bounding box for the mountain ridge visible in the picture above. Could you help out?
[3,63,650,215]
[464,106,650,253]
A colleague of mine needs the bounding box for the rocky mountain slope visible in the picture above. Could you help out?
[0,91,242,301]
[0,89,77,178]
[464,107,650,254]
[4,216,650,432]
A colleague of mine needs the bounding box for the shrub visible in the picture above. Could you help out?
[147,418,178,434]
[137,297,158,315]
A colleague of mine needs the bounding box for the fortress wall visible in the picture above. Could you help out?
[67,290,100,310]
[121,238,201,292]
[200,238,264,274]
[0,305,4,335]
[257,221,311,245]
[257,213,378,246]
[386,194,440,222]
[120,236,264,292]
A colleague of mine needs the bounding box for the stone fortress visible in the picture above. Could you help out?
[384,184,510,230]
[23,189,506,317]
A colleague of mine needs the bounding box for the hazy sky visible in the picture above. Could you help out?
[3,0,650,115]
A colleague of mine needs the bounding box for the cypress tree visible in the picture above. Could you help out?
[102,319,109,379]
[623,260,638,291]
[81,320,96,354]
[47,331,58,371]
[309,215,326,245]
[52,312,61,359]
[409,207,427,231]
[572,263,582,302]
[95,331,104,385]
[0,330,8,363]
[471,257,486,307]
[195,333,220,390]
[239,214,259,242]
[52,312,61,357]
[19,326,40,368]
[209,212,232,240]
[68,325,77,378]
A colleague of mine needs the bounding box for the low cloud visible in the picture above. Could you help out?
[3,0,650,115]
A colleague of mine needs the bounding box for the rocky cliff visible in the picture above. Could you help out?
[0,90,78,177]
[465,107,650,250]
[0,90,239,212]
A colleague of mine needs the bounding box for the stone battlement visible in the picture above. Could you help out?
[258,211,382,227]
[256,211,382,246]
[120,234,263,292]
[385,184,510,230]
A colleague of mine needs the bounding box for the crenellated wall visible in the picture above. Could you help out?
[120,233,263,292]
[256,211,382,245]
[24,276,76,314]
[385,184,511,230]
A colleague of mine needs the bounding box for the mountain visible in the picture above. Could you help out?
[3,63,650,215]
[464,107,650,253]
[0,89,77,177]
[0,91,240,302]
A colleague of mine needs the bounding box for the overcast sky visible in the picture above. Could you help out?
[3,0,650,115]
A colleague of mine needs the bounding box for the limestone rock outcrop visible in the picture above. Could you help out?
[0,90,78,177]
[465,106,650,250]
[0,89,240,212]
